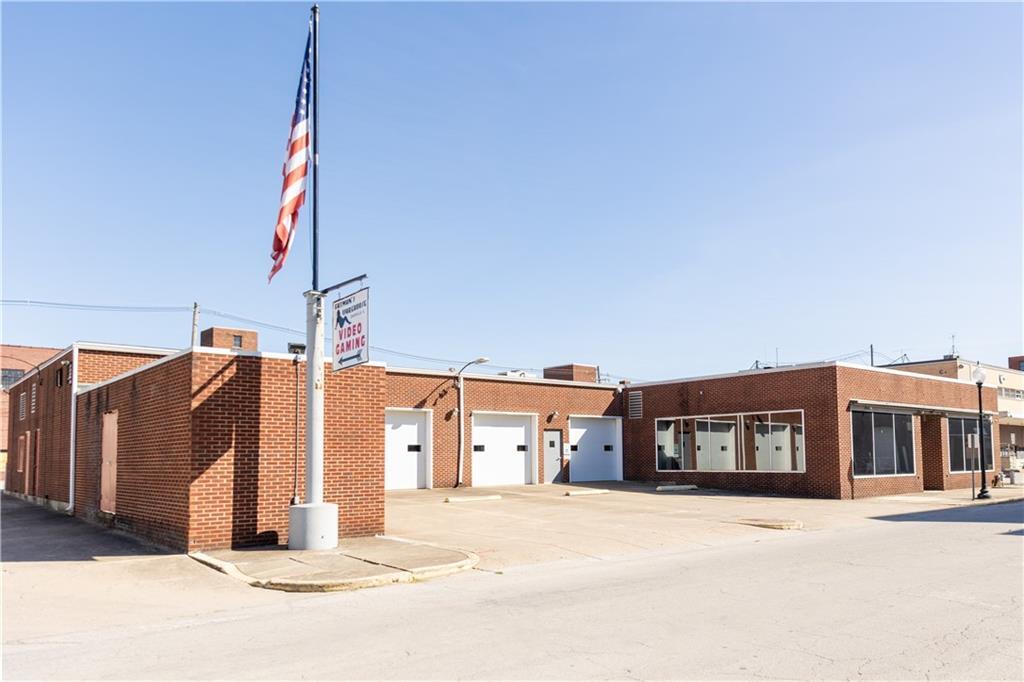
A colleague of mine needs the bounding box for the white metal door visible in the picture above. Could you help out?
[385,410,429,490]
[569,417,622,482]
[543,430,563,483]
[471,414,532,486]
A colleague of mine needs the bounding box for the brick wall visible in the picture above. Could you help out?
[188,352,385,550]
[834,365,999,497]
[1,345,61,458]
[4,350,74,503]
[74,354,193,548]
[387,371,619,487]
[199,327,258,351]
[621,364,999,500]
[622,365,840,497]
[543,364,599,383]
[78,349,173,386]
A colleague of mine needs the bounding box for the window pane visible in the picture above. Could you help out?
[852,411,874,476]
[770,412,802,471]
[708,419,737,471]
[750,414,771,471]
[873,413,896,475]
[656,420,680,470]
[696,420,712,471]
[982,419,993,469]
[949,418,965,472]
[794,424,805,472]
[964,419,979,473]
[680,419,696,470]
[894,414,914,474]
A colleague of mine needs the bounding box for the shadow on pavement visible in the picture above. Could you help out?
[872,500,1024,525]
[1,494,170,562]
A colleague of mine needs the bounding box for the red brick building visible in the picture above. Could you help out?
[4,328,1003,551]
[623,362,999,499]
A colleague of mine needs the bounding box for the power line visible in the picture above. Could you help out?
[0,298,558,375]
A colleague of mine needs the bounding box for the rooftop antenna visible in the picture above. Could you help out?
[951,334,957,357]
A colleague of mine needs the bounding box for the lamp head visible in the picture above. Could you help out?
[474,357,490,365]
[972,363,987,385]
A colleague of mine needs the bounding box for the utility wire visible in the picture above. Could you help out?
[1,298,565,375]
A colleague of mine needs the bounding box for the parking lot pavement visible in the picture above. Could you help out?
[0,495,305,642]
[385,481,1024,570]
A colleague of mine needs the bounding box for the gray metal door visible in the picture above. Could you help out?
[543,430,563,483]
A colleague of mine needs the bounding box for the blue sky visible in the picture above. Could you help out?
[2,2,1021,380]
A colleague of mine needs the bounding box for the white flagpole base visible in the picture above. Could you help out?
[288,502,338,550]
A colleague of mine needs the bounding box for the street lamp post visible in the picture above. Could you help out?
[454,357,489,487]
[973,364,990,500]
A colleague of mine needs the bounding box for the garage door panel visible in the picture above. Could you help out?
[471,414,533,486]
[386,410,429,490]
[569,417,621,482]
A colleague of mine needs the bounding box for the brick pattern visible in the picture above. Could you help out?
[1,345,61,460]
[199,327,258,351]
[386,372,619,487]
[834,365,999,497]
[188,353,385,550]
[623,366,841,497]
[622,365,999,499]
[74,354,193,548]
[78,350,172,386]
[542,364,599,383]
[4,350,74,502]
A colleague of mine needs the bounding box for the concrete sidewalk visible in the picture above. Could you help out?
[191,536,478,592]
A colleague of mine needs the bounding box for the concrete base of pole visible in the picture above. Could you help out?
[288,503,338,550]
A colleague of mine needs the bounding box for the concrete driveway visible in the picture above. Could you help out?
[385,481,1024,570]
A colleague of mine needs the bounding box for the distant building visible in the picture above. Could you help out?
[888,356,1024,468]
[1,345,61,485]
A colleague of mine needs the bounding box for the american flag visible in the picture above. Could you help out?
[269,28,313,282]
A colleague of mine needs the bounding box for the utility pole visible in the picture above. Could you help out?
[191,302,200,347]
[870,344,874,367]
[288,3,337,551]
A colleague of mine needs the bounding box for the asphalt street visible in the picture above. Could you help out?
[3,497,1022,680]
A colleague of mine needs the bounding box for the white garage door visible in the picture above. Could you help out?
[385,409,430,490]
[569,416,622,482]
[471,413,534,487]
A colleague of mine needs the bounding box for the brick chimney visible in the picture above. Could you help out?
[543,364,599,383]
[199,327,258,351]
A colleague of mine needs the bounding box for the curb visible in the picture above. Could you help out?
[656,485,698,492]
[189,542,479,593]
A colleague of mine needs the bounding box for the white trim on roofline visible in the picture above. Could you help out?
[385,365,618,390]
[6,341,176,392]
[625,362,837,389]
[76,342,177,355]
[625,360,984,390]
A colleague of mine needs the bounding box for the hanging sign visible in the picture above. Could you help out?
[332,287,369,372]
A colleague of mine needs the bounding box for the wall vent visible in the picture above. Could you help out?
[628,391,643,419]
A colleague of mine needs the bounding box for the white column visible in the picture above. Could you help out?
[305,290,325,504]
[288,289,337,549]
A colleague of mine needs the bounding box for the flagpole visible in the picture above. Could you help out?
[311,2,320,292]
[290,2,337,551]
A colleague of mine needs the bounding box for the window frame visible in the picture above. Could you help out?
[18,392,26,420]
[947,416,994,474]
[654,409,807,474]
[850,409,917,478]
